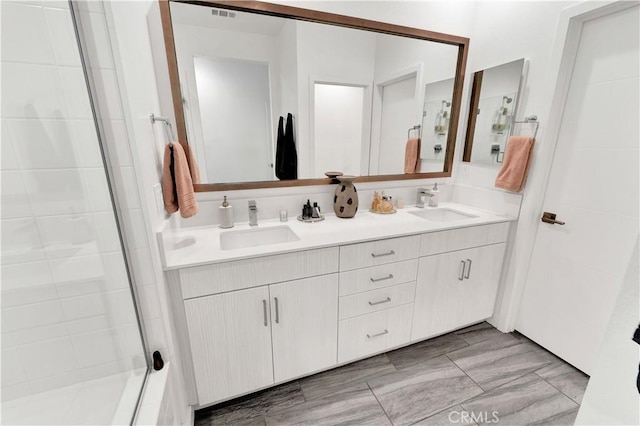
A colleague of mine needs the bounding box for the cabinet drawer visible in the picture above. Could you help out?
[339,282,416,320]
[338,303,413,363]
[339,259,418,296]
[420,222,509,256]
[180,247,339,298]
[340,236,420,271]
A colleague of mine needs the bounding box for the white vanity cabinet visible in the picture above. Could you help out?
[179,248,339,406]
[170,220,513,407]
[412,223,509,341]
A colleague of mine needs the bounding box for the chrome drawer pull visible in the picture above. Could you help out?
[369,297,391,306]
[370,274,394,283]
[262,300,268,326]
[367,329,389,339]
[464,259,472,279]
[371,250,395,258]
[274,297,280,324]
[459,261,465,281]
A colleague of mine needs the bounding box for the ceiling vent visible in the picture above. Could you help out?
[211,9,236,18]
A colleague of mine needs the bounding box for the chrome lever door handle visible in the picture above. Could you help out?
[541,212,565,225]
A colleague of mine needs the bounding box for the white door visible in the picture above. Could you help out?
[184,286,274,405]
[516,5,639,374]
[270,275,338,382]
[377,76,417,175]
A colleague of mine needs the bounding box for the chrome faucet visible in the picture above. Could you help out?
[416,188,431,208]
[248,200,258,226]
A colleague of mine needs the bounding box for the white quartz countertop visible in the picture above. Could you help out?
[159,202,516,270]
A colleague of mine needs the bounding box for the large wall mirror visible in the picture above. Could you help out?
[462,58,525,165]
[159,0,469,191]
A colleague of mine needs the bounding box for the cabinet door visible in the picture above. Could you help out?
[184,286,274,405]
[412,243,505,341]
[270,274,339,382]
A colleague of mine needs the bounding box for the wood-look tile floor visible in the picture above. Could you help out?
[194,323,589,426]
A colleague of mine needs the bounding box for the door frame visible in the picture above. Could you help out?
[369,64,423,174]
[492,0,638,332]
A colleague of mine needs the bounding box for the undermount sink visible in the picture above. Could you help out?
[219,225,300,250]
[409,207,478,222]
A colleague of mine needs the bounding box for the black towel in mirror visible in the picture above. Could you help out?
[276,113,298,180]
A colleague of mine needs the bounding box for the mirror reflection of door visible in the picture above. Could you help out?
[421,78,454,172]
[377,76,417,175]
[194,57,274,182]
[312,83,368,177]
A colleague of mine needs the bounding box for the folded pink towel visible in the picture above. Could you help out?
[495,136,535,192]
[162,142,199,218]
[404,138,421,173]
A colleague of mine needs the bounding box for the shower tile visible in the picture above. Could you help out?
[38,214,99,259]
[92,69,124,120]
[20,336,79,380]
[7,118,79,169]
[71,328,123,368]
[82,168,112,212]
[0,262,57,307]
[1,120,19,171]
[1,2,55,64]
[2,299,64,331]
[50,254,105,284]
[29,369,84,394]
[1,323,68,348]
[57,67,94,119]
[102,252,130,290]
[78,10,114,70]
[23,169,89,215]
[70,120,103,168]
[0,218,46,264]
[1,63,66,119]
[1,171,34,219]
[43,6,81,67]
[92,212,121,253]
[105,289,139,326]
[60,293,107,322]
[66,315,110,335]
[1,348,28,386]
[1,382,32,402]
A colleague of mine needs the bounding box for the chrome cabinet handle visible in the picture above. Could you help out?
[459,260,465,281]
[368,297,391,306]
[367,329,389,339]
[262,300,268,327]
[464,259,472,279]
[371,250,395,258]
[274,297,280,324]
[370,274,394,283]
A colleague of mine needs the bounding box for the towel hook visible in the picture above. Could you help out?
[407,125,421,139]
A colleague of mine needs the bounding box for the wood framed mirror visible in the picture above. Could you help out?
[158,0,469,191]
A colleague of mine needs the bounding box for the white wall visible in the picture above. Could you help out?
[0,0,146,402]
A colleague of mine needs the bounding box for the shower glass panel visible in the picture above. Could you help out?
[0,1,147,424]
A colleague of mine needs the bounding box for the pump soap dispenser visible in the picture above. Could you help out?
[219,196,234,229]
[428,183,439,207]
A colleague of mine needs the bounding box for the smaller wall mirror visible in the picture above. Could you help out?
[462,58,525,165]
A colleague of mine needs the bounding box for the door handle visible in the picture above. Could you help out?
[274,297,280,324]
[464,259,472,279]
[541,212,565,225]
[366,329,389,339]
[459,260,465,281]
[368,297,391,306]
[262,300,268,327]
[370,274,394,283]
[371,250,395,258]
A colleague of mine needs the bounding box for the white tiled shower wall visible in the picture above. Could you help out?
[0,0,147,401]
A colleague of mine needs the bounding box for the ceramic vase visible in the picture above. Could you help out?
[333,175,358,218]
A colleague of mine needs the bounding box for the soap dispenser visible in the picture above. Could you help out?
[428,183,439,207]
[219,196,234,229]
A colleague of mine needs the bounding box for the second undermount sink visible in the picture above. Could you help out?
[409,207,478,222]
[220,225,300,250]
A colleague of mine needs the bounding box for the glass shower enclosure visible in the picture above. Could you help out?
[1,1,148,424]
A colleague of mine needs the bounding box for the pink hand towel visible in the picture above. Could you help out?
[404,138,421,173]
[162,142,199,218]
[495,136,535,192]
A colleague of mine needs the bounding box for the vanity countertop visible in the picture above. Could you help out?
[159,202,516,270]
